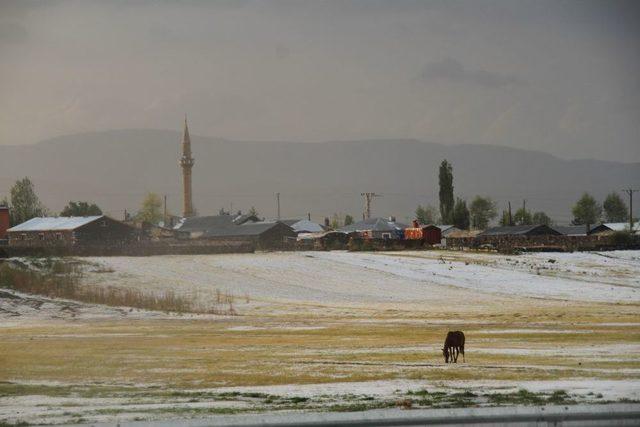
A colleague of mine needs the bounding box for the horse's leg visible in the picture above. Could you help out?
[453,347,458,363]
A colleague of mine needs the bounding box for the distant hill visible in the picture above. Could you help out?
[1,129,638,224]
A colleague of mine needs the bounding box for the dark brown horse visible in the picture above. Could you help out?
[442,331,465,363]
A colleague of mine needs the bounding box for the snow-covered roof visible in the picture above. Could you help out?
[280,219,324,233]
[338,217,408,233]
[437,225,460,235]
[175,214,260,232]
[603,222,640,232]
[8,216,104,232]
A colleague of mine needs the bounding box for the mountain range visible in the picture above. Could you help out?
[1,129,638,225]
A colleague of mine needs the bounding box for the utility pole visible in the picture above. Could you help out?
[622,188,638,231]
[360,192,381,219]
[307,212,311,221]
[276,192,281,220]
[508,201,513,226]
[163,195,168,226]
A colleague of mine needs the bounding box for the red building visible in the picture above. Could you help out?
[421,225,442,245]
[0,206,9,240]
[405,221,442,245]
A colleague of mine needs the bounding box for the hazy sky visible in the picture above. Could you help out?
[1,0,639,161]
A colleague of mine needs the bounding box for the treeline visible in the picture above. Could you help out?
[413,160,633,230]
[1,177,169,227]
[1,172,633,230]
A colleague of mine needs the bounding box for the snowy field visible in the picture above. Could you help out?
[81,250,640,308]
[1,250,639,425]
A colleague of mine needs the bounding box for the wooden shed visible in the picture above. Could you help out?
[404,224,442,245]
[7,216,135,248]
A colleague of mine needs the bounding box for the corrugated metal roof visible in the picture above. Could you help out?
[478,224,561,236]
[280,219,324,233]
[8,216,103,232]
[176,214,262,232]
[437,225,460,235]
[175,215,236,232]
[603,222,640,232]
[551,225,590,236]
[201,221,293,238]
[338,217,408,233]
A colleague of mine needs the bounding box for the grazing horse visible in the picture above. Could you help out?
[442,331,465,363]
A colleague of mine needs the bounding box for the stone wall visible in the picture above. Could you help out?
[5,240,255,257]
[446,233,640,252]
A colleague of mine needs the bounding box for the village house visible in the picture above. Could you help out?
[435,224,460,245]
[7,216,135,248]
[199,221,297,250]
[279,219,325,234]
[437,224,461,237]
[175,214,296,249]
[338,217,408,239]
[591,222,639,235]
[551,223,637,236]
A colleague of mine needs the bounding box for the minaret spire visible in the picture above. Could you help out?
[179,115,195,217]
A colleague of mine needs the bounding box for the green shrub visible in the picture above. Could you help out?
[610,230,634,247]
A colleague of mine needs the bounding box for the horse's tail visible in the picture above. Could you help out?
[461,344,465,362]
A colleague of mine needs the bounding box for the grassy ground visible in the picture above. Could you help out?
[2,302,638,389]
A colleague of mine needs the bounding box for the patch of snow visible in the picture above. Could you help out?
[79,250,640,307]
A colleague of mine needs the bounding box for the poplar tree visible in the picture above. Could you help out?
[438,160,454,224]
[9,177,47,225]
[469,196,497,229]
[571,193,602,226]
[452,198,470,230]
[136,192,163,224]
[603,192,627,222]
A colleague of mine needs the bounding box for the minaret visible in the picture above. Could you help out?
[179,115,195,217]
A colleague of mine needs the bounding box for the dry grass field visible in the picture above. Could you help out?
[1,250,639,424]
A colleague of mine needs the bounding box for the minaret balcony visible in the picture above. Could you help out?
[180,157,194,167]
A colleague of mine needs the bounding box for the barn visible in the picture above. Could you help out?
[7,216,135,248]
[0,206,9,241]
[199,221,296,250]
[404,223,442,245]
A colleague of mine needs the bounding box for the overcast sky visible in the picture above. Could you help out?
[1,0,639,161]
